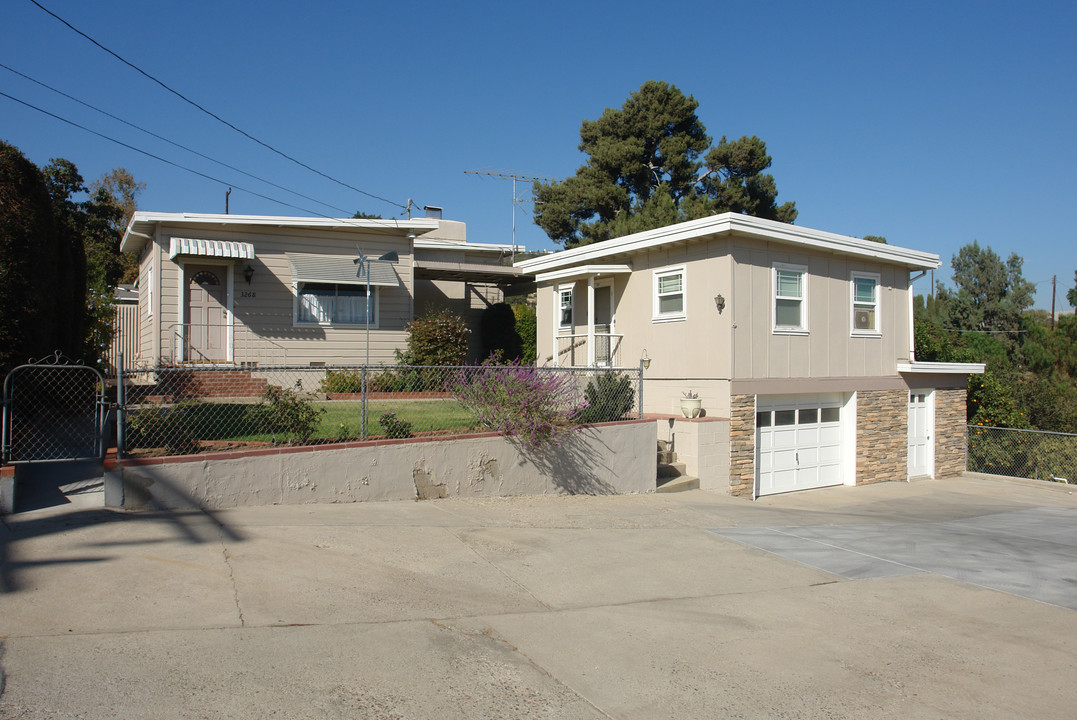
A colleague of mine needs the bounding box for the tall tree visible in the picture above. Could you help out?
[533,81,797,247]
[935,241,1034,340]
[0,143,87,373]
[89,168,144,284]
[1067,270,1077,308]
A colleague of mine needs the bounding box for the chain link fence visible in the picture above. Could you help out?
[2,355,107,463]
[119,363,642,457]
[967,425,1077,483]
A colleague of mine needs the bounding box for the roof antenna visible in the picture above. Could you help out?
[225,187,231,214]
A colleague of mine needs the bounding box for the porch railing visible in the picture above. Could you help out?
[555,333,623,367]
[165,323,288,366]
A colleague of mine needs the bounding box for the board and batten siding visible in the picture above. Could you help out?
[147,222,413,366]
[730,239,910,381]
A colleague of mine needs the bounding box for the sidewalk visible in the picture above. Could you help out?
[2,475,1076,718]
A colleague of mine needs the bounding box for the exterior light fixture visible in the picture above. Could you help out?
[714,294,725,313]
[243,264,255,285]
[640,348,651,370]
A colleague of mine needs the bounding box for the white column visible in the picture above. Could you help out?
[587,276,596,366]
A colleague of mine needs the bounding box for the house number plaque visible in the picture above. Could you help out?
[240,291,256,298]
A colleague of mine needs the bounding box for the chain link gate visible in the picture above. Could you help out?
[2,352,109,464]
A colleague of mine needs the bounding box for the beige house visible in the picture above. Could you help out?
[515,213,984,498]
[119,212,528,368]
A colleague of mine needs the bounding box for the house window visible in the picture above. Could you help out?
[773,263,807,332]
[559,286,573,328]
[851,272,880,335]
[296,283,376,326]
[653,266,686,321]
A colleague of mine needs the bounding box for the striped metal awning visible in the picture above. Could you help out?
[169,237,256,260]
[286,252,400,287]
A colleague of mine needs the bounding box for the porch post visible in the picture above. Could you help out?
[587,276,596,366]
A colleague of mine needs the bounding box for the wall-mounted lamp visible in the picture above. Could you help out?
[640,348,651,370]
[714,294,726,314]
[243,263,255,285]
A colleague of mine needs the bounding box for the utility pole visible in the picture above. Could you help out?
[1051,274,1057,331]
[465,170,554,260]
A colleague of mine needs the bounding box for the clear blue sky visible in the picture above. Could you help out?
[3,0,1074,309]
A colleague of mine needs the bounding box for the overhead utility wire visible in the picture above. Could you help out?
[0,61,355,218]
[1,89,338,218]
[29,0,408,212]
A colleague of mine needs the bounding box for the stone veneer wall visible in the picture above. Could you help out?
[856,389,908,484]
[934,388,968,477]
[728,394,756,497]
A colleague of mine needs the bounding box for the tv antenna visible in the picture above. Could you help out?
[465,170,553,260]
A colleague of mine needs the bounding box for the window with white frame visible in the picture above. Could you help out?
[296,283,376,326]
[558,286,573,329]
[773,263,807,332]
[653,266,686,321]
[851,272,880,335]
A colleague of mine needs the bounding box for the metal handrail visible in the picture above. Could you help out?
[165,322,288,366]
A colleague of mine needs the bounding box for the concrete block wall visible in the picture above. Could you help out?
[656,417,730,491]
[855,389,907,484]
[728,394,756,497]
[935,388,968,477]
[108,421,657,511]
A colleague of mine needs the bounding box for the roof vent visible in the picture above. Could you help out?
[424,205,443,219]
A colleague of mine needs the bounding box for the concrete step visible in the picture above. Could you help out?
[657,462,687,479]
[657,450,676,464]
[656,475,700,493]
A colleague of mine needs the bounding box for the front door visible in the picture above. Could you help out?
[594,284,614,365]
[907,390,934,477]
[186,266,228,362]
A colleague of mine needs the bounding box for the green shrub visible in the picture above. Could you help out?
[125,405,200,455]
[512,303,537,364]
[399,308,470,366]
[379,411,413,439]
[252,381,325,444]
[577,371,635,424]
[319,369,364,393]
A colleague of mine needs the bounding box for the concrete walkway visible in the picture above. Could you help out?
[2,474,1077,718]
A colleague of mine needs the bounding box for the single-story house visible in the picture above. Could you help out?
[515,213,984,498]
[119,211,532,368]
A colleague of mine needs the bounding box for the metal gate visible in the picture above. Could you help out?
[2,352,108,464]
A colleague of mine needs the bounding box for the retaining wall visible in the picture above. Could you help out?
[105,420,656,511]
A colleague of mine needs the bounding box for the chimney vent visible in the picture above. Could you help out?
[424,205,443,219]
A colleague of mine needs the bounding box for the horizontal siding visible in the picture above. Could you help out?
[150,222,415,366]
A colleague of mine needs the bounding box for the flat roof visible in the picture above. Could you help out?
[515,213,940,274]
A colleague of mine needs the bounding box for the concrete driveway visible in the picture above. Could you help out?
[2,474,1076,719]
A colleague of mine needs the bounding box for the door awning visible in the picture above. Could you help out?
[169,237,256,260]
[286,252,400,287]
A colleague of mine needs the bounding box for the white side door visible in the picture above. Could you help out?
[907,390,934,478]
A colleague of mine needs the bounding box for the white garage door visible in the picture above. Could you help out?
[756,394,845,496]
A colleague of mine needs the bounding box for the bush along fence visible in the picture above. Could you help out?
[117,362,643,458]
[967,425,1077,484]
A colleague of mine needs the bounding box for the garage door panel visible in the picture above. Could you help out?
[756,395,846,496]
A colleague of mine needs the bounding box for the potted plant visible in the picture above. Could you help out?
[680,390,702,418]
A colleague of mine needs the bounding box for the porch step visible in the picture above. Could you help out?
[127,368,270,401]
[656,475,700,493]
[656,439,699,492]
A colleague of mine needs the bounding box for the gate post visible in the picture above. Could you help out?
[106,352,126,508]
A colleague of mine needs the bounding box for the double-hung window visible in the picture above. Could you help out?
[851,272,880,335]
[773,263,807,332]
[653,266,686,321]
[297,283,375,326]
[558,286,573,329]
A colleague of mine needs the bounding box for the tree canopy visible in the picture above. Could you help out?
[935,241,1034,339]
[533,81,797,247]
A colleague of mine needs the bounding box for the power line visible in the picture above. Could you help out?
[0,61,355,218]
[1,89,354,219]
[28,0,409,212]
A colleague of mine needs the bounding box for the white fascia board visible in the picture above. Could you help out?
[414,239,517,253]
[515,213,940,273]
[121,212,439,254]
[897,361,986,374]
[535,264,633,283]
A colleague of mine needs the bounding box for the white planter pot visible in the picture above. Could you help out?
[680,398,702,418]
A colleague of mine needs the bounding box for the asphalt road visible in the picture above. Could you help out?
[2,473,1076,719]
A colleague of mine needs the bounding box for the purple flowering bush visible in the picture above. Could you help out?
[451,359,586,449]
